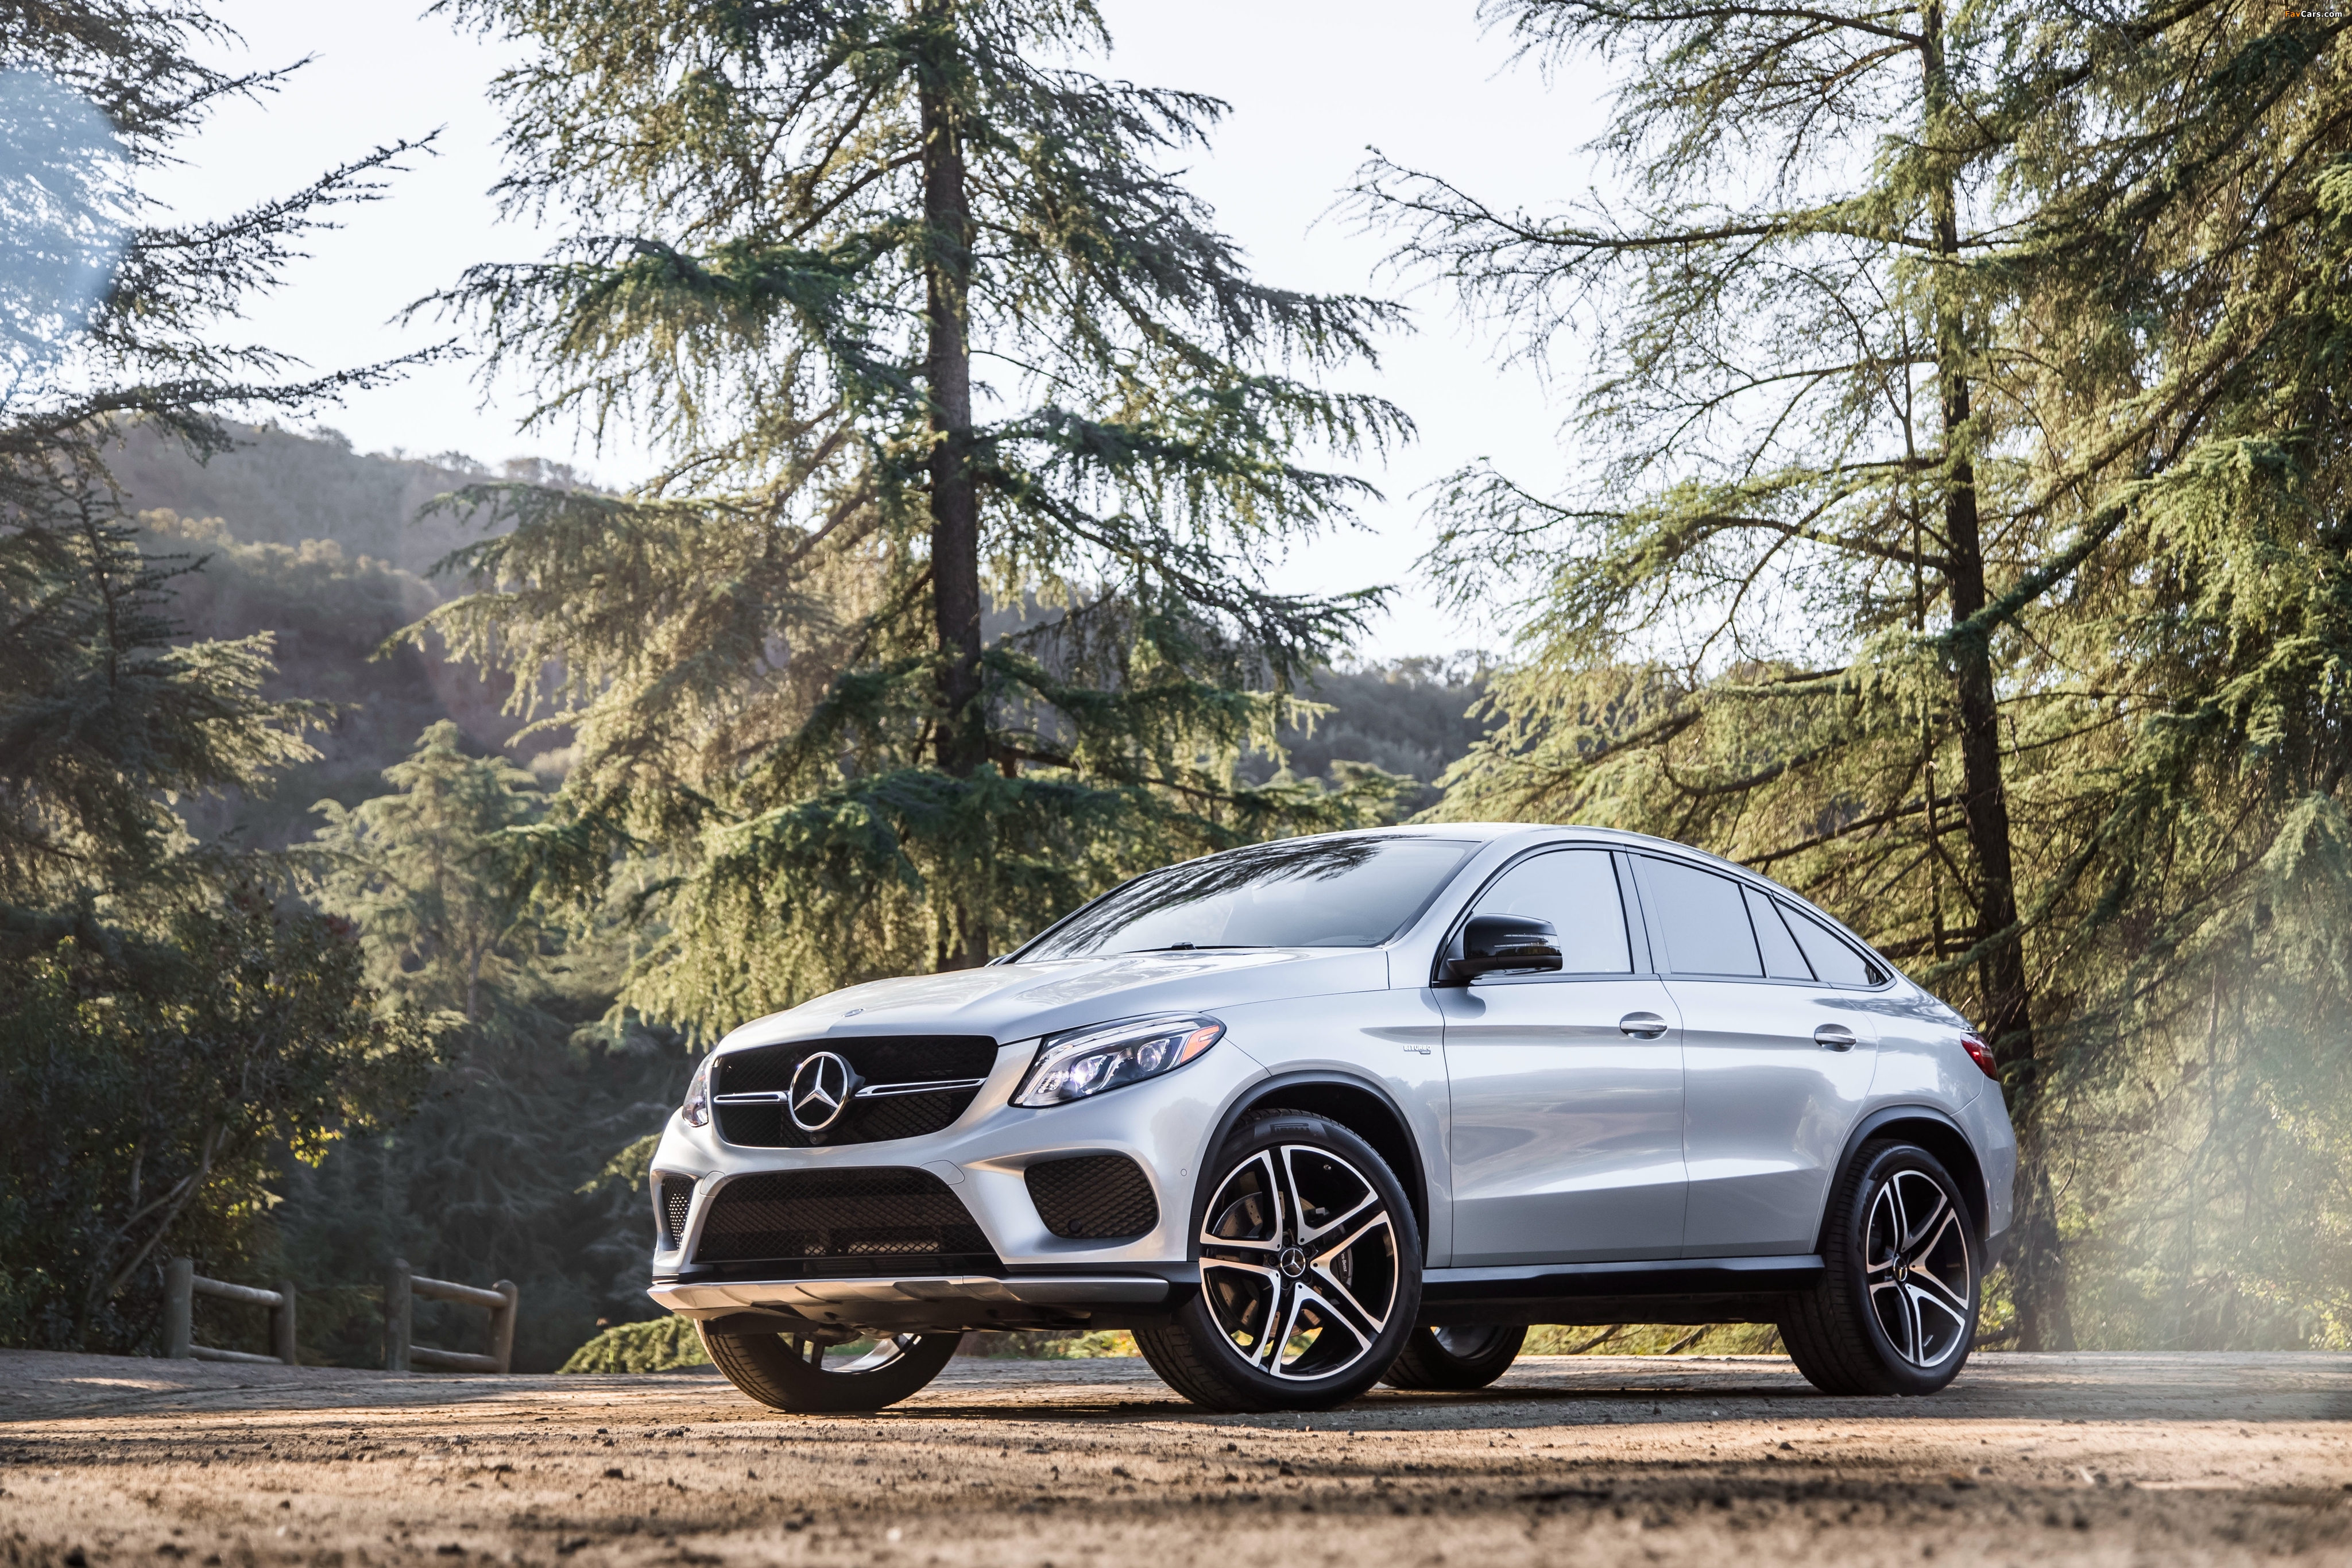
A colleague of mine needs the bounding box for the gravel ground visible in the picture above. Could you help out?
[3,1348,2349,1566]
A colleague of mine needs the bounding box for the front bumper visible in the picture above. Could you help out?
[648,1273,1175,1335]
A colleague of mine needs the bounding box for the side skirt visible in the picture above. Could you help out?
[1420,1255,1822,1329]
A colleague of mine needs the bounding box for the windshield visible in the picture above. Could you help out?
[1019,836,1477,960]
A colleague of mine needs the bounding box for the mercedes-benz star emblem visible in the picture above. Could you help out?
[787,1050,861,1133]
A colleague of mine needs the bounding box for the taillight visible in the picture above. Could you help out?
[1960,1032,2001,1081]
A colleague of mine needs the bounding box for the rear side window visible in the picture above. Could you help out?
[1470,849,1633,974]
[1744,886,1813,979]
[1639,858,1762,977]
[1779,902,1882,986]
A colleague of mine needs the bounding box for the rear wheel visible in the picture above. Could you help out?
[698,1320,958,1413]
[1382,1323,1526,1391]
[1780,1140,1979,1396]
[1136,1109,1422,1412]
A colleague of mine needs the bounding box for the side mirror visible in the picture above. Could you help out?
[1445,913,1564,982]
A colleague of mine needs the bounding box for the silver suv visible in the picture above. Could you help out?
[645,825,2013,1413]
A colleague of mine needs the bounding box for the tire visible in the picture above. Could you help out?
[1382,1323,1527,1391]
[1136,1108,1422,1412]
[697,1320,958,1413]
[1780,1139,1980,1396]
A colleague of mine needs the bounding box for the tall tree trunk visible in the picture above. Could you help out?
[1921,0,2071,1349]
[920,10,988,969]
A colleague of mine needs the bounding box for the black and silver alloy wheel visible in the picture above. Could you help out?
[699,1318,958,1413]
[1198,1144,1399,1380]
[1137,1109,1423,1412]
[1780,1139,1980,1396]
[1865,1167,1972,1367]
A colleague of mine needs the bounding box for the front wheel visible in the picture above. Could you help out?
[1136,1109,1422,1412]
[1780,1140,1979,1396]
[698,1320,958,1413]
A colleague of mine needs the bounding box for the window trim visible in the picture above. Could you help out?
[1627,851,1895,992]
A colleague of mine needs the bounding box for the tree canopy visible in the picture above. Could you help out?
[407,0,1413,1032]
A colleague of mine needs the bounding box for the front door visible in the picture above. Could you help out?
[1629,855,1879,1257]
[1440,847,1688,1265]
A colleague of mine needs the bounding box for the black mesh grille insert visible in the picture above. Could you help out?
[714,1036,999,1148]
[1026,1155,1160,1240]
[658,1176,696,1249]
[693,1167,1001,1276]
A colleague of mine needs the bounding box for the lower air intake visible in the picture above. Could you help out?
[693,1167,1001,1277]
[1026,1155,1160,1240]
[655,1174,696,1249]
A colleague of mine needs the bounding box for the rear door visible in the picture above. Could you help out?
[1438,846,1686,1265]
[1630,855,1879,1258]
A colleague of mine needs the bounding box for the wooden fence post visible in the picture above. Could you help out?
[164,1258,193,1360]
[271,1278,298,1366]
[491,1280,519,1375]
[384,1258,412,1373]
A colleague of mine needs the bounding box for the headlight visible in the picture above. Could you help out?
[1013,1015,1224,1108]
[680,1054,713,1127]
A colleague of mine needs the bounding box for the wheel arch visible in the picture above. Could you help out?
[1817,1104,1990,1253]
[1210,1070,1432,1256]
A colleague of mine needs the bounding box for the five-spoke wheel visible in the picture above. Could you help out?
[1137,1109,1422,1411]
[1864,1166,1973,1367]
[1781,1140,1980,1395]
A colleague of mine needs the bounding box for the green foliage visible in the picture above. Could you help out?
[266,723,685,1372]
[310,721,550,1029]
[1359,0,2352,1348]
[0,0,447,1348]
[408,0,1414,1031]
[559,1315,711,1373]
[0,886,440,1352]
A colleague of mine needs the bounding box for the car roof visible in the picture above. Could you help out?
[1278,820,1761,877]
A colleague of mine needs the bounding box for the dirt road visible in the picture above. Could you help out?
[4,1349,2348,1566]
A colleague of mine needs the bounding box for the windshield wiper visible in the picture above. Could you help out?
[1127,943,1261,953]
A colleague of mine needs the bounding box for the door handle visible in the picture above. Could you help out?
[1814,1023,1857,1051]
[1619,1012,1668,1040]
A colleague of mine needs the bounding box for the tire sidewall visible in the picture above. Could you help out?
[1831,1142,1979,1395]
[1178,1109,1424,1407]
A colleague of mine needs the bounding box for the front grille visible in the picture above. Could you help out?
[655,1175,697,1249]
[1027,1155,1160,1240]
[692,1167,1002,1276]
[714,1036,999,1148]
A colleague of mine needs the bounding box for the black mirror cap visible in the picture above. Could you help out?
[1445,913,1565,982]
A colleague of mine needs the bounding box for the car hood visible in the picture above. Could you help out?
[713,947,1391,1055]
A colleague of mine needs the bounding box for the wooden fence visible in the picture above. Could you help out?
[383,1258,519,1374]
[163,1259,296,1365]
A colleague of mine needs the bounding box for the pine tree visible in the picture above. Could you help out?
[409,0,1411,1032]
[311,721,550,1030]
[1355,0,2352,1346]
[0,2,444,1349]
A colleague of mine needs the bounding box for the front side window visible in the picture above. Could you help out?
[1640,857,1764,977]
[1467,848,1633,974]
[1020,835,1476,960]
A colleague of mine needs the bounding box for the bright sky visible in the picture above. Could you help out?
[144,2,1616,661]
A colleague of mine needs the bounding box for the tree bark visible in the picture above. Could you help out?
[1921,0,2071,1349]
[920,9,988,969]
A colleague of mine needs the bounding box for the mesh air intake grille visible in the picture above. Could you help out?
[714,1036,999,1148]
[1026,1155,1160,1240]
[692,1167,1001,1276]
[658,1177,696,1249]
